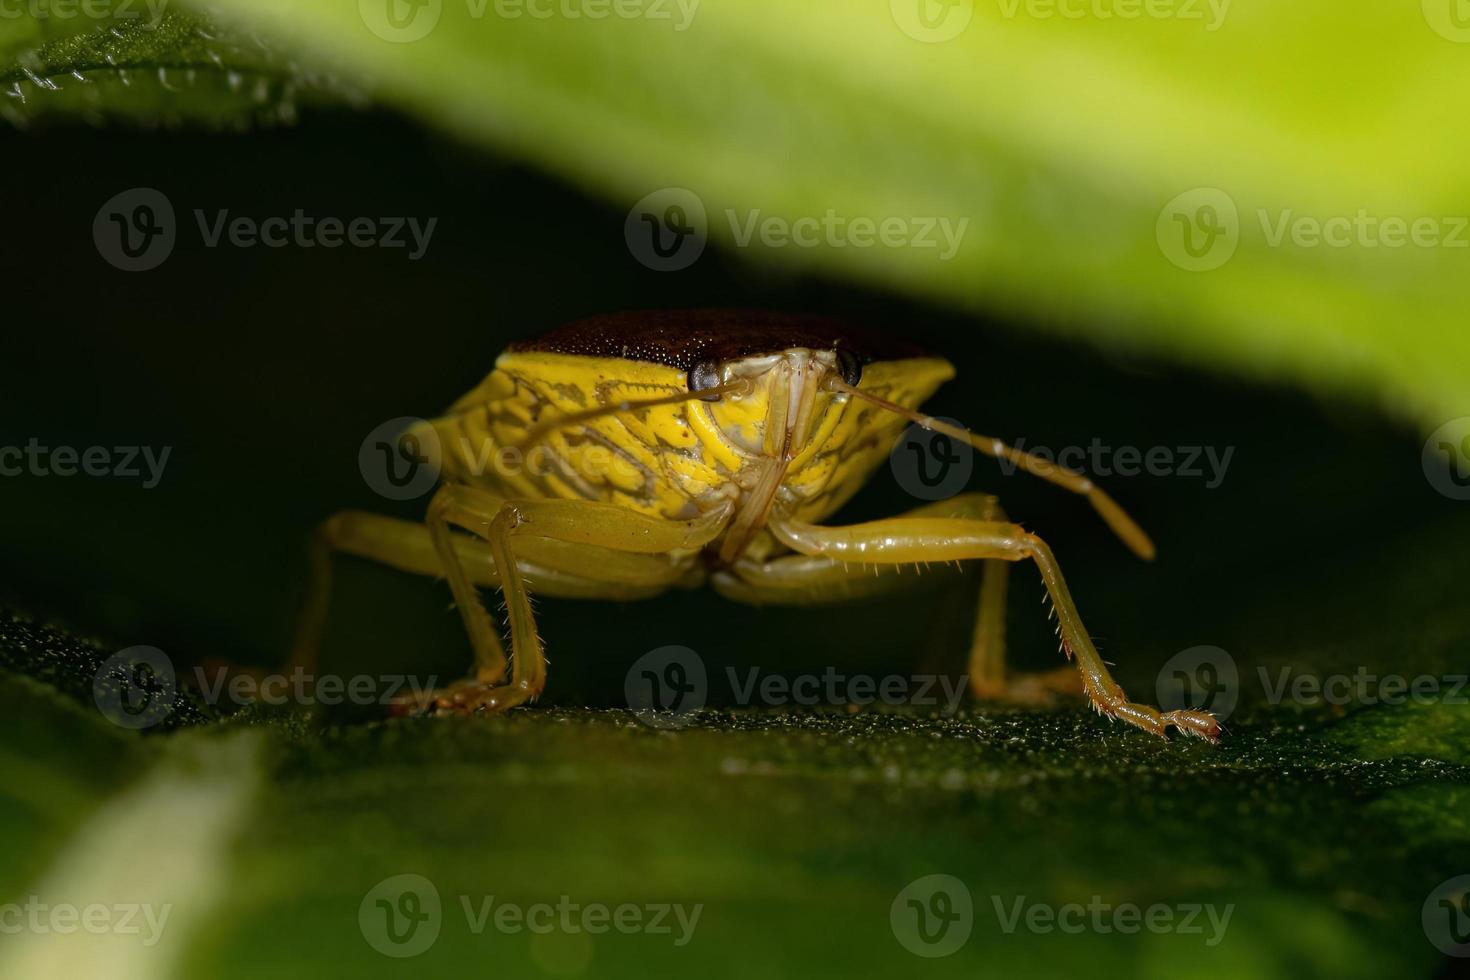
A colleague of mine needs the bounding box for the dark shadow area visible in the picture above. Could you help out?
[0,108,1459,715]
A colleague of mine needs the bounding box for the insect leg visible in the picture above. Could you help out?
[945,497,1085,706]
[765,511,1219,741]
[288,509,688,684]
[946,495,1009,700]
[419,486,731,714]
[715,495,1071,705]
[711,494,1003,611]
[425,486,530,708]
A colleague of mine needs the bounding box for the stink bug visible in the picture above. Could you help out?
[292,310,1219,741]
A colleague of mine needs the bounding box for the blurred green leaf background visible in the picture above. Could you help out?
[7,0,1470,425]
[3,2,1469,979]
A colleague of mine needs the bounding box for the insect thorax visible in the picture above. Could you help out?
[428,345,954,546]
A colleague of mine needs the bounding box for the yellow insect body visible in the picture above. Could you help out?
[296,311,1220,742]
[429,350,955,553]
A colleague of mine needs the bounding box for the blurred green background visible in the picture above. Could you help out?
[3,2,1470,978]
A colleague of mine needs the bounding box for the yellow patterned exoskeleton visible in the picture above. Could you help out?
[293,311,1219,741]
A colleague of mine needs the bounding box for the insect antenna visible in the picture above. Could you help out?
[512,379,752,452]
[822,377,1156,560]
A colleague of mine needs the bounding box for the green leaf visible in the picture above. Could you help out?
[2,602,1467,978]
[5,5,1470,976]
[0,8,362,128]
[16,0,1461,426]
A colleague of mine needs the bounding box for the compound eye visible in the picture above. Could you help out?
[688,360,724,402]
[836,349,863,388]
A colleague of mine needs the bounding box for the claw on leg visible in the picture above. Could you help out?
[1081,673,1220,742]
[972,662,1218,741]
[389,677,539,718]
